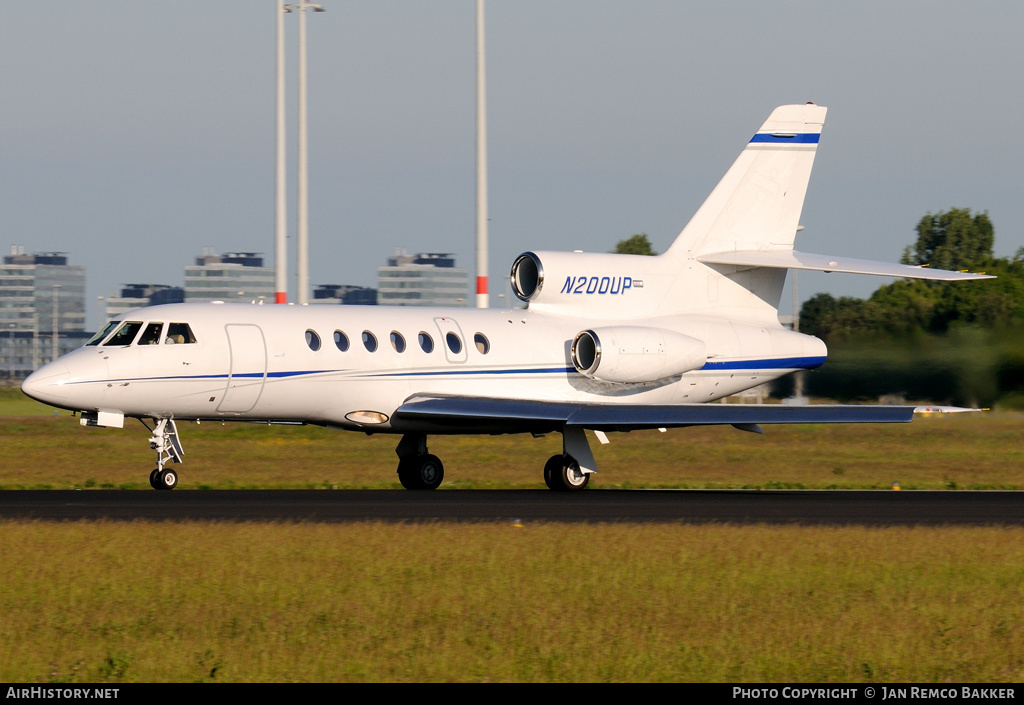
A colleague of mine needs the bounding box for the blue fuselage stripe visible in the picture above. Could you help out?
[77,357,825,386]
[700,356,825,371]
[379,367,573,378]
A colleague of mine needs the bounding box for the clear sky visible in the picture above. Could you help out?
[2,1,1022,328]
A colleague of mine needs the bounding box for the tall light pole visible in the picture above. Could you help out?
[51,284,60,362]
[32,314,38,371]
[7,324,14,381]
[286,1,324,305]
[275,1,289,304]
[475,0,489,308]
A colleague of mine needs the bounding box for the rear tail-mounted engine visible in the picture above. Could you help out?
[511,252,544,302]
[571,327,707,384]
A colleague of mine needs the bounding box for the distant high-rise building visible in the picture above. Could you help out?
[105,284,185,320]
[376,250,468,307]
[0,245,88,378]
[313,284,378,306]
[184,250,275,303]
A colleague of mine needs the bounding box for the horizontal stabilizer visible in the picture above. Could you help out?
[393,395,914,434]
[697,249,994,281]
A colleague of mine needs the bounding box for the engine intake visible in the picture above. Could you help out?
[571,327,707,384]
[511,252,543,302]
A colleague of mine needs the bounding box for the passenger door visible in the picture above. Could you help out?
[218,324,267,413]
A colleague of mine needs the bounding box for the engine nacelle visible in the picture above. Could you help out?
[510,250,673,318]
[570,326,708,384]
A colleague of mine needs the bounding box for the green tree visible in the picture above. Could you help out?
[613,234,657,256]
[798,293,876,341]
[901,208,994,272]
[801,209,1011,341]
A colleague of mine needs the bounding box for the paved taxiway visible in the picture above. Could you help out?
[1,490,1022,524]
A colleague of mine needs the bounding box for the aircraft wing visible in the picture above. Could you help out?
[697,249,994,281]
[391,395,915,434]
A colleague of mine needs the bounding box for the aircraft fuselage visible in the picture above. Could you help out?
[24,301,826,433]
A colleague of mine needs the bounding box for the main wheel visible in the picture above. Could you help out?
[397,458,417,489]
[543,455,562,490]
[545,454,590,491]
[397,455,444,490]
[155,469,178,491]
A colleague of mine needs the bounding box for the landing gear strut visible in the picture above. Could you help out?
[395,434,444,490]
[143,418,184,490]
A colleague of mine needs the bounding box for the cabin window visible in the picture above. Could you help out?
[334,330,349,352]
[105,321,143,347]
[137,322,164,346]
[305,330,321,351]
[86,321,119,346]
[362,331,378,352]
[474,333,490,355]
[446,332,463,355]
[418,332,434,353]
[390,331,406,353]
[165,323,197,345]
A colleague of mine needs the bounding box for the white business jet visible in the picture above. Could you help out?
[22,104,991,491]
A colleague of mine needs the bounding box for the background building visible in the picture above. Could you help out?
[377,250,468,307]
[1,246,87,379]
[312,284,378,306]
[184,250,275,304]
[105,284,184,321]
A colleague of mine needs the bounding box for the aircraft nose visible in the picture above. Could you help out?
[21,362,71,404]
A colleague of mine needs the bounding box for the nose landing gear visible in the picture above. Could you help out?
[143,418,184,490]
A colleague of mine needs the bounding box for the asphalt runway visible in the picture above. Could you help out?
[1,489,1022,525]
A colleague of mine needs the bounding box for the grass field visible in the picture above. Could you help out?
[4,388,1024,682]
[2,521,1023,683]
[2,385,1022,489]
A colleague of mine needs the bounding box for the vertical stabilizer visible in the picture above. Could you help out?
[514,105,829,322]
[667,104,827,259]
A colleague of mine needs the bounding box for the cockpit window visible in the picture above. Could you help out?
[104,321,144,347]
[86,321,119,346]
[165,323,197,345]
[138,322,164,346]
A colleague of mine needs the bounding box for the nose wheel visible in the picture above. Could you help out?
[149,468,179,491]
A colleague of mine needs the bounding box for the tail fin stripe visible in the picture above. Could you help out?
[749,133,820,144]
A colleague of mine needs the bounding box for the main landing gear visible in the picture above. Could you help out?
[394,426,597,491]
[143,418,184,490]
[395,434,444,490]
[543,454,590,491]
[543,426,596,491]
